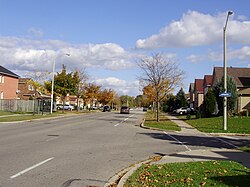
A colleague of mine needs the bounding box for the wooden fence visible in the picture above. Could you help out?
[0,99,51,113]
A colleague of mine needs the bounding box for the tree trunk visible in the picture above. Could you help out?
[156,91,160,122]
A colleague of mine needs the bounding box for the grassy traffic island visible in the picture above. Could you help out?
[143,111,181,131]
[125,160,250,187]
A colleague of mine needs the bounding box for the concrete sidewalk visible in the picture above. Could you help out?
[106,114,250,187]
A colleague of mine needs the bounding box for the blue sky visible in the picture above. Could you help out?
[1,0,250,96]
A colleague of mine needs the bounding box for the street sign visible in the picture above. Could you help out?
[219,92,231,97]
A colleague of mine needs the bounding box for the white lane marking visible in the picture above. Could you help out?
[10,157,54,179]
[114,114,135,127]
[46,137,58,142]
[114,123,120,127]
[220,136,239,140]
[164,132,191,151]
[215,137,239,149]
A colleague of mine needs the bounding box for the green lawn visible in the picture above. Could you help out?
[125,160,250,187]
[185,116,250,134]
[144,111,181,131]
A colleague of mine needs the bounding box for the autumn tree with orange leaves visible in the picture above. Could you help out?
[138,53,184,122]
[99,88,115,106]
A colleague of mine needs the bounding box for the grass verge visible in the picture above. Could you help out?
[178,115,250,134]
[144,111,181,131]
[125,160,250,187]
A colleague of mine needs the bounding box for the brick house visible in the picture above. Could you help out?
[0,66,19,99]
[17,78,51,100]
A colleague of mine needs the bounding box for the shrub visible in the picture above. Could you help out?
[186,114,191,120]
[196,110,201,119]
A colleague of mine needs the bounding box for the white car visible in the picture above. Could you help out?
[62,104,74,111]
[175,107,191,115]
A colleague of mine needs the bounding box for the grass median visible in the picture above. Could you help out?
[144,111,181,131]
[125,160,250,187]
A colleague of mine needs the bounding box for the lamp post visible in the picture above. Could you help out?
[223,11,233,130]
[50,53,70,114]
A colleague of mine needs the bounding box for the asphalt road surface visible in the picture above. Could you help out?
[0,109,249,187]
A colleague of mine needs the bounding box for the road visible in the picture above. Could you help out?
[0,109,249,187]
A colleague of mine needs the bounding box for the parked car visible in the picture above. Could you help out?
[143,107,148,112]
[103,106,111,112]
[175,107,191,115]
[61,104,74,111]
[120,106,130,114]
[56,104,63,110]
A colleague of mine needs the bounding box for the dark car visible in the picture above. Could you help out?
[103,106,111,112]
[120,106,130,114]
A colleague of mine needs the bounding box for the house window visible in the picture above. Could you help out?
[0,75,4,83]
[0,91,3,99]
[28,84,34,91]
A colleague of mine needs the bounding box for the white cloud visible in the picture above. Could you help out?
[94,77,140,96]
[186,46,250,63]
[0,37,135,74]
[136,11,250,49]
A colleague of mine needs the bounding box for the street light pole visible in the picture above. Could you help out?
[50,58,56,114]
[223,11,233,130]
[50,53,70,114]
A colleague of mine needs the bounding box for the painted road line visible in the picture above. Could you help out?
[220,136,239,140]
[10,157,54,179]
[114,114,135,127]
[215,137,239,149]
[164,132,191,151]
[46,137,58,142]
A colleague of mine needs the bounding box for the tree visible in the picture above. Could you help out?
[120,95,135,107]
[72,68,88,111]
[162,94,176,112]
[83,83,101,109]
[175,88,187,108]
[53,65,78,112]
[138,53,184,122]
[203,89,216,117]
[99,89,115,106]
[213,76,238,115]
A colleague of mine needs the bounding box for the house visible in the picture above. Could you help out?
[193,79,204,109]
[17,78,35,100]
[203,75,213,95]
[0,66,19,99]
[212,67,250,112]
[189,83,195,108]
[17,78,51,100]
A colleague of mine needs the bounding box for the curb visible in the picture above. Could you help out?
[104,159,153,187]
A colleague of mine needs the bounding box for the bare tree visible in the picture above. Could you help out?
[138,53,184,122]
[74,68,88,111]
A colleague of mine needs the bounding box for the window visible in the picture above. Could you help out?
[28,84,34,91]
[0,91,3,99]
[0,75,4,83]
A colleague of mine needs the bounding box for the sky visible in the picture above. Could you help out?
[1,0,250,96]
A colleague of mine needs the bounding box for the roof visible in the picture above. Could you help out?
[203,75,213,87]
[189,83,194,92]
[212,67,250,88]
[0,65,19,78]
[19,78,32,83]
[194,79,204,93]
[238,88,250,95]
